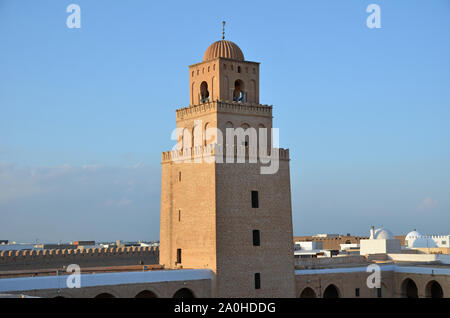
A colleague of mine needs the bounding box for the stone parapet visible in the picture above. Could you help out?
[162,144,289,163]
[0,246,159,271]
[176,101,272,121]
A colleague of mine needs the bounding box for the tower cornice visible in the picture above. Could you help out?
[176,100,272,121]
[189,57,260,68]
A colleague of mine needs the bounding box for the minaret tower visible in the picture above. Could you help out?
[160,27,295,297]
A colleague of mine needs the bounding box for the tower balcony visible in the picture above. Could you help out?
[176,100,272,121]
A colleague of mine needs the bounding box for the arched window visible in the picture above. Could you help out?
[425,280,443,298]
[192,124,202,148]
[249,79,256,103]
[204,122,216,146]
[258,124,267,153]
[173,288,195,298]
[323,284,340,298]
[182,128,191,150]
[233,80,246,102]
[224,76,229,100]
[299,287,316,298]
[200,81,209,103]
[225,121,233,146]
[401,278,418,298]
[211,76,215,101]
[135,290,158,298]
[241,123,250,147]
[94,293,115,298]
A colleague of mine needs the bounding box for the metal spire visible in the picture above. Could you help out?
[222,21,226,40]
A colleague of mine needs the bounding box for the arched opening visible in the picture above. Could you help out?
[401,278,418,298]
[182,128,191,150]
[249,79,256,103]
[200,81,209,103]
[192,124,202,148]
[224,76,229,100]
[300,287,316,298]
[204,122,216,147]
[345,240,351,244]
[241,123,250,147]
[323,284,340,298]
[211,76,215,100]
[233,80,246,102]
[425,280,443,298]
[135,290,158,298]
[173,288,195,298]
[224,121,233,147]
[94,293,115,298]
[257,123,268,153]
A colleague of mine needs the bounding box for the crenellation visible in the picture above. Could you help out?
[0,246,160,271]
[162,145,289,163]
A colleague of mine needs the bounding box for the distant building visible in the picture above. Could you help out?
[405,230,450,248]
[294,241,323,251]
[340,243,360,254]
[314,234,339,238]
[360,226,402,255]
[294,234,369,250]
[73,241,95,246]
[34,244,76,250]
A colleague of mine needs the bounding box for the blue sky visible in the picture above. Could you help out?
[1,0,449,242]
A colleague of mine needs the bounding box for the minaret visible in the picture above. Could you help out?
[160,31,295,297]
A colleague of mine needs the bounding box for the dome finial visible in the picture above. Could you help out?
[222,21,226,40]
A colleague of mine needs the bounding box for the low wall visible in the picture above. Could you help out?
[0,246,159,271]
[387,253,450,265]
[295,255,368,269]
[413,247,450,255]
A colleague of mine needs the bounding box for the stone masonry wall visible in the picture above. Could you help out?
[0,246,159,271]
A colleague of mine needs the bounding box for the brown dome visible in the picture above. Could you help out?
[203,40,244,61]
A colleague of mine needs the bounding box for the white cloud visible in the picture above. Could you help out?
[419,197,438,210]
[105,198,133,207]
